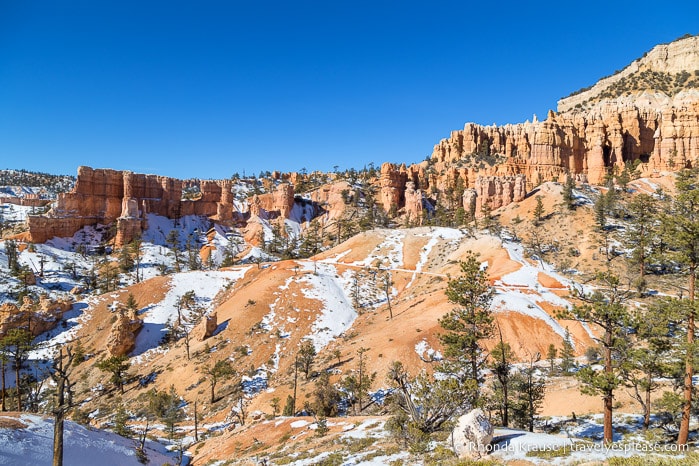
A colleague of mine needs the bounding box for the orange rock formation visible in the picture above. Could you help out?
[27,167,296,245]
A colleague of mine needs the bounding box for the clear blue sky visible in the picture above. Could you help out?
[1,1,698,180]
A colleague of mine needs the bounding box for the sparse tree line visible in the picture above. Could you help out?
[517,167,699,448]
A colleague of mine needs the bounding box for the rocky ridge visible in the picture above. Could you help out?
[26,166,298,246]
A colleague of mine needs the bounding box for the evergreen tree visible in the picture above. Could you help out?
[546,344,558,373]
[438,253,494,403]
[510,355,545,432]
[96,355,130,394]
[173,290,203,360]
[204,359,234,403]
[489,328,514,427]
[147,386,184,439]
[533,195,545,225]
[623,193,658,278]
[130,237,143,282]
[562,174,576,210]
[659,168,699,446]
[312,372,342,417]
[623,299,677,430]
[186,234,201,271]
[560,328,575,373]
[557,272,631,444]
[282,394,295,416]
[296,340,317,380]
[385,361,471,452]
[166,230,183,273]
[118,245,134,274]
[341,347,375,415]
[4,240,20,275]
[4,328,33,411]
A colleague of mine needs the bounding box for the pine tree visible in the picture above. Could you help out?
[557,272,631,444]
[4,328,33,411]
[96,355,130,394]
[147,386,184,439]
[130,237,143,283]
[623,193,658,278]
[533,195,545,225]
[312,372,342,417]
[296,340,316,380]
[489,337,515,427]
[562,174,576,210]
[166,230,182,272]
[659,168,699,446]
[4,240,20,275]
[546,344,558,373]
[385,361,471,451]
[341,347,375,415]
[623,299,676,430]
[204,359,234,403]
[510,355,545,432]
[438,252,494,403]
[560,328,575,373]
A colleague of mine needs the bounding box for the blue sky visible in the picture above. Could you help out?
[1,1,698,180]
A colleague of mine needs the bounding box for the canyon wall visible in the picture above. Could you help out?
[426,100,699,187]
[27,166,296,245]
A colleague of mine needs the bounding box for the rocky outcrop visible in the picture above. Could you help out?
[0,296,73,338]
[379,162,408,211]
[558,35,699,112]
[472,175,527,215]
[0,196,51,208]
[242,183,296,221]
[452,408,493,459]
[106,308,143,357]
[196,312,218,341]
[403,181,423,223]
[308,181,353,222]
[26,167,297,246]
[426,36,699,188]
[428,100,699,185]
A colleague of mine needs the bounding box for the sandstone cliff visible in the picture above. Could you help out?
[411,36,699,197]
[27,167,297,245]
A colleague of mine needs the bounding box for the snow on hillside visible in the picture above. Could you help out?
[285,200,315,238]
[351,229,405,268]
[492,240,575,339]
[0,202,37,223]
[298,261,357,350]
[132,268,250,359]
[0,186,46,197]
[406,227,464,288]
[0,413,183,466]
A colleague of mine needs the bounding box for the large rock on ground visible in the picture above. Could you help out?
[106,310,143,357]
[452,408,493,459]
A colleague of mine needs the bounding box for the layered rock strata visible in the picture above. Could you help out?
[428,99,699,186]
[27,167,296,245]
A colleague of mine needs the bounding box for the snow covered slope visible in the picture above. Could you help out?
[0,414,183,466]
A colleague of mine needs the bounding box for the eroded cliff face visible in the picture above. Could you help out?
[27,167,296,245]
[427,99,699,187]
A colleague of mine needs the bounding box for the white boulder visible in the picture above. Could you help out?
[451,408,493,458]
